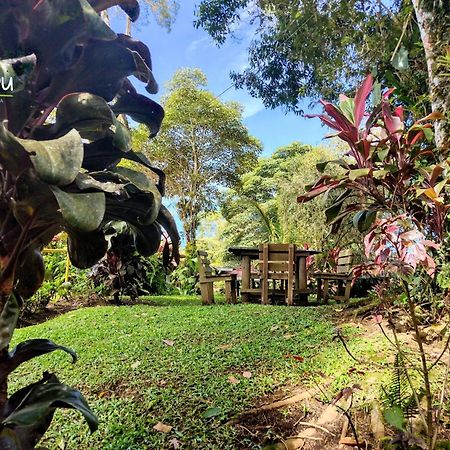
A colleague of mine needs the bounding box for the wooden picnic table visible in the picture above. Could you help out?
[228,246,320,302]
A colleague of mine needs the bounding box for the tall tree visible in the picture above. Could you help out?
[220,142,346,249]
[133,68,261,243]
[196,0,449,147]
[123,0,179,36]
[411,0,449,150]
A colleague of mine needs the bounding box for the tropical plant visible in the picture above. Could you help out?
[170,243,200,295]
[133,67,261,243]
[300,76,449,448]
[298,74,448,243]
[90,222,170,303]
[0,1,179,448]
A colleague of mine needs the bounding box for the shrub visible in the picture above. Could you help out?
[0,1,179,447]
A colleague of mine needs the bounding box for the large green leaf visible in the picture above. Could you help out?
[50,187,105,232]
[324,190,351,224]
[0,54,36,94]
[44,38,152,105]
[3,382,98,433]
[113,166,162,222]
[3,372,97,448]
[0,123,31,175]
[348,168,371,181]
[15,249,45,300]
[0,295,19,352]
[1,339,76,381]
[383,406,405,431]
[67,229,108,269]
[112,81,164,136]
[353,209,377,232]
[88,0,140,21]
[115,35,158,94]
[16,130,83,186]
[47,93,131,151]
[316,159,348,173]
[133,222,162,257]
[156,205,181,264]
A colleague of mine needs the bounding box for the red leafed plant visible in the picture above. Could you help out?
[300,76,450,448]
[363,215,439,277]
[298,74,448,243]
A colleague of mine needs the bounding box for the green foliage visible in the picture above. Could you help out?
[219,141,362,260]
[381,353,419,424]
[90,224,170,302]
[195,0,429,115]
[170,244,200,295]
[133,67,261,243]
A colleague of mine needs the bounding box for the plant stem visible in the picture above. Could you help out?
[402,280,434,448]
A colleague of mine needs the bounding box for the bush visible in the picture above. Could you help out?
[170,244,200,295]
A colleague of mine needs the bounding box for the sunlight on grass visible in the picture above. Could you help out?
[11,297,382,449]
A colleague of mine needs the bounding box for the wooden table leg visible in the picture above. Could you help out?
[298,256,307,290]
[241,255,251,303]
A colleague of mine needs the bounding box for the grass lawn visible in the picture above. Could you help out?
[11,296,385,449]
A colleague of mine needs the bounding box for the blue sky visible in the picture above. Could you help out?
[110,1,327,156]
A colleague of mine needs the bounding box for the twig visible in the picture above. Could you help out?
[335,395,361,450]
[290,421,335,436]
[334,328,360,362]
[428,325,450,371]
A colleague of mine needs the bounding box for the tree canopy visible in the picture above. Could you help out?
[218,142,359,255]
[196,1,431,114]
[133,68,261,243]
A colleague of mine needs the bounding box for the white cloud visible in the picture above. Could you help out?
[241,97,265,118]
[186,36,213,55]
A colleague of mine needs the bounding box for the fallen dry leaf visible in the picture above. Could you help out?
[218,344,232,350]
[131,361,141,369]
[169,437,181,449]
[283,333,296,339]
[228,375,240,384]
[153,422,173,433]
[242,371,252,379]
[283,354,304,362]
[163,339,175,347]
[98,391,108,399]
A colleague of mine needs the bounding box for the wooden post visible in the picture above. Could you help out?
[298,256,307,290]
[241,255,251,303]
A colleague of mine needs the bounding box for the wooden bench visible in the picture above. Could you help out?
[197,250,237,305]
[312,249,353,302]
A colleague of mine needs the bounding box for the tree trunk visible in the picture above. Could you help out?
[183,216,198,244]
[179,205,198,244]
[412,0,450,151]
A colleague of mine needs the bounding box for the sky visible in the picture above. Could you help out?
[110,0,327,157]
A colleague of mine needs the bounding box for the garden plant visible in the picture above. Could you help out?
[299,74,449,448]
[0,1,178,447]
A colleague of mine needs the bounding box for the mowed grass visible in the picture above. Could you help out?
[10,296,375,449]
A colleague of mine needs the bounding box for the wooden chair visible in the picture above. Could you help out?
[197,251,237,305]
[312,249,353,302]
[259,243,296,305]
